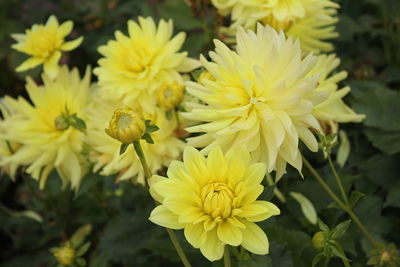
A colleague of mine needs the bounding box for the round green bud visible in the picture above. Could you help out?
[312,231,326,251]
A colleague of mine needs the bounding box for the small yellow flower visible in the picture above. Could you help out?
[52,246,75,265]
[11,15,83,79]
[155,81,184,110]
[149,146,280,261]
[94,17,200,111]
[105,107,146,144]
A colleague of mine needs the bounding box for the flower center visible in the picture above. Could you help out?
[202,182,234,220]
[117,114,132,130]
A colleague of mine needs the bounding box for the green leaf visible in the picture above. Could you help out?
[317,219,330,233]
[145,120,159,134]
[141,133,154,144]
[71,225,92,248]
[76,242,91,257]
[312,252,325,267]
[384,183,400,208]
[290,192,317,225]
[349,191,365,208]
[263,185,275,201]
[70,113,87,133]
[329,241,351,261]
[76,258,86,267]
[331,220,352,239]
[119,143,129,155]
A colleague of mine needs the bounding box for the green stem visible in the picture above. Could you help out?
[341,258,351,267]
[303,157,376,245]
[133,140,192,267]
[266,174,286,203]
[224,246,231,267]
[327,155,349,205]
[323,257,330,267]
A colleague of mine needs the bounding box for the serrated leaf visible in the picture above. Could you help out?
[331,220,352,239]
[312,252,325,267]
[290,192,317,225]
[349,191,365,208]
[119,143,129,155]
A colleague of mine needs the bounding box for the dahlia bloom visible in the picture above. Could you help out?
[86,96,185,185]
[213,0,339,53]
[310,54,365,123]
[94,17,200,113]
[0,66,92,189]
[11,15,83,79]
[149,146,280,261]
[183,25,328,180]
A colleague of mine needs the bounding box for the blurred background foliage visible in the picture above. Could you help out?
[0,0,399,266]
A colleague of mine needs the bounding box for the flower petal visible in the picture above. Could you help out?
[240,201,280,222]
[217,221,243,246]
[199,228,225,261]
[15,57,44,72]
[60,37,84,51]
[43,51,61,80]
[149,205,184,230]
[240,220,269,255]
[184,223,207,248]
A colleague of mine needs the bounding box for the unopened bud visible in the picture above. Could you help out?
[156,82,184,110]
[312,231,326,251]
[55,114,70,131]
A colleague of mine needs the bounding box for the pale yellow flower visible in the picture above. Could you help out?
[86,96,185,185]
[310,54,365,123]
[11,15,83,79]
[0,66,92,189]
[149,146,280,261]
[214,0,339,53]
[105,107,145,144]
[93,17,200,113]
[52,246,75,265]
[183,25,328,180]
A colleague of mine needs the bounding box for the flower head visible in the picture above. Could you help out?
[52,246,75,265]
[105,107,145,144]
[0,66,92,189]
[183,25,328,180]
[94,17,200,112]
[155,81,185,110]
[86,97,185,185]
[214,0,339,53]
[11,15,83,79]
[309,54,365,123]
[149,146,280,261]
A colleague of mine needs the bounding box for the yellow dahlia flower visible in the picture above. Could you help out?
[214,0,339,53]
[310,54,365,123]
[52,246,75,265]
[11,15,83,79]
[149,146,280,261]
[93,17,200,112]
[0,66,92,189]
[0,98,22,180]
[86,97,185,185]
[183,25,329,180]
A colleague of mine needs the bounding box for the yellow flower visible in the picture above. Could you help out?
[86,96,185,185]
[309,54,365,123]
[0,66,92,189]
[0,98,22,180]
[149,146,280,261]
[155,80,185,110]
[11,15,83,79]
[93,17,200,112]
[214,0,339,53]
[183,25,328,180]
[105,107,145,144]
[52,246,75,265]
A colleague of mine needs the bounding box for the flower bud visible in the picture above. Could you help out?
[312,231,326,251]
[105,107,145,144]
[55,114,70,131]
[156,82,184,110]
[52,246,75,265]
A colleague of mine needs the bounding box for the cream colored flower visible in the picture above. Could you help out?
[93,17,200,113]
[11,15,83,79]
[183,25,328,180]
[86,96,185,185]
[0,66,92,189]
[149,146,280,261]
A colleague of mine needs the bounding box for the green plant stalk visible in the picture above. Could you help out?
[133,141,192,267]
[224,246,231,267]
[341,258,351,267]
[303,157,376,246]
[266,174,286,203]
[327,155,349,205]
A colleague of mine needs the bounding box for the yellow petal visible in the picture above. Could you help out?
[184,223,207,248]
[240,201,280,222]
[240,220,269,255]
[177,57,201,72]
[148,175,167,202]
[217,221,243,246]
[149,205,184,230]
[15,57,44,72]
[60,37,84,51]
[43,51,61,80]
[199,228,225,261]
[59,20,73,37]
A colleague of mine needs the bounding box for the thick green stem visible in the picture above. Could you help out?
[224,246,231,267]
[327,155,349,205]
[133,140,192,267]
[266,174,286,203]
[303,157,376,245]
